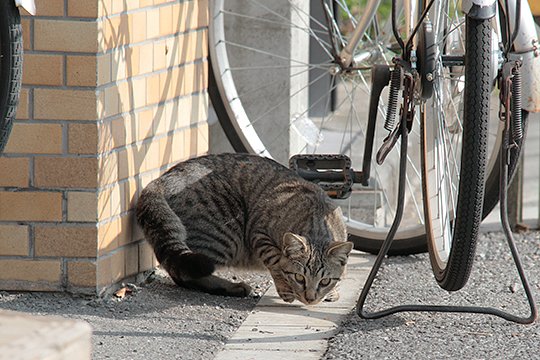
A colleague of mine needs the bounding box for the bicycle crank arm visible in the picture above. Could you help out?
[289,154,362,199]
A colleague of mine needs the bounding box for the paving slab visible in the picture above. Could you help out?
[214,251,374,360]
[0,310,92,360]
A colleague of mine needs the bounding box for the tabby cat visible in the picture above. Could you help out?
[136,153,353,305]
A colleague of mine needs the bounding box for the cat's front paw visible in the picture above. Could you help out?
[324,288,340,302]
[277,291,295,303]
[226,281,252,297]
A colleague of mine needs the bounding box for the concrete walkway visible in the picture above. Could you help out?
[214,251,374,360]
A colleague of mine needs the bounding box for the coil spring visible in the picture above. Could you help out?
[511,66,523,141]
[384,67,402,131]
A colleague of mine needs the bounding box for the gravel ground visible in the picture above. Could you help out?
[0,231,538,359]
[0,269,272,360]
[323,230,540,360]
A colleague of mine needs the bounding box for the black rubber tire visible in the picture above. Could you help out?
[0,1,23,153]
[424,16,492,291]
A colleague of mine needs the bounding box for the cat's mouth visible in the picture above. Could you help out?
[298,296,322,306]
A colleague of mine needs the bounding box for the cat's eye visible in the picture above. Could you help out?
[294,273,305,284]
[319,278,331,287]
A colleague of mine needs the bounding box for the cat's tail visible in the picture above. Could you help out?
[136,182,215,280]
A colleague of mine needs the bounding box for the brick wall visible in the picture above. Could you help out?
[0,0,209,293]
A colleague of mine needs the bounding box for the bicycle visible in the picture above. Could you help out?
[208,0,539,293]
[0,0,35,153]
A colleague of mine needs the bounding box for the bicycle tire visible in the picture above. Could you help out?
[0,1,22,153]
[208,0,527,256]
[422,15,492,291]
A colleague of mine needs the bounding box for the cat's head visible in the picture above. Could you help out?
[270,232,353,305]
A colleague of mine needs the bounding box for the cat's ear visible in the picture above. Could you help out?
[326,241,353,266]
[282,232,308,258]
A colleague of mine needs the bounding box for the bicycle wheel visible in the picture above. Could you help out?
[208,0,524,255]
[0,1,22,152]
[422,11,495,291]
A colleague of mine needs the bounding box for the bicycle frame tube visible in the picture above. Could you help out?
[14,0,36,15]
[339,0,382,67]
[505,0,540,112]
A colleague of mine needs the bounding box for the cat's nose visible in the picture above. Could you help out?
[305,291,317,303]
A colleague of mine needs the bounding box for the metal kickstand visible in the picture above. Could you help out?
[355,89,538,324]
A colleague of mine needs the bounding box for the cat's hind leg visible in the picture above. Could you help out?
[174,275,252,297]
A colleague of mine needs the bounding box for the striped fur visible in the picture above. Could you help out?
[136,153,353,303]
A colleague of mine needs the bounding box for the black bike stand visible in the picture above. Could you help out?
[355,106,538,324]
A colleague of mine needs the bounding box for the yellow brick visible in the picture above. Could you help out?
[112,0,139,14]
[98,187,111,220]
[97,248,128,287]
[22,19,31,51]
[171,129,185,161]
[97,218,120,255]
[99,0,113,17]
[67,0,99,18]
[16,88,29,120]
[34,19,98,52]
[132,77,146,110]
[153,40,167,71]
[171,3,180,33]
[139,0,153,8]
[124,178,138,210]
[124,243,138,277]
[159,135,173,167]
[102,86,120,118]
[178,1,196,33]
[98,151,118,187]
[129,11,147,43]
[0,225,29,256]
[0,192,62,221]
[146,74,160,106]
[146,8,160,40]
[35,225,97,257]
[138,43,153,74]
[67,191,98,222]
[138,241,156,272]
[153,103,166,136]
[111,48,127,82]
[67,55,97,87]
[97,53,111,86]
[34,89,97,121]
[0,259,61,283]
[23,54,63,86]
[97,118,110,153]
[186,124,209,158]
[159,5,173,37]
[143,139,161,172]
[35,0,64,16]
[137,108,154,141]
[110,118,126,150]
[0,158,29,187]
[4,123,63,154]
[110,184,122,217]
[67,261,97,288]
[197,0,209,28]
[179,29,208,64]
[125,46,140,77]
[34,157,98,188]
[69,123,98,155]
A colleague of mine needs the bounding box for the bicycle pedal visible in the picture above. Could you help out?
[289,154,355,199]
